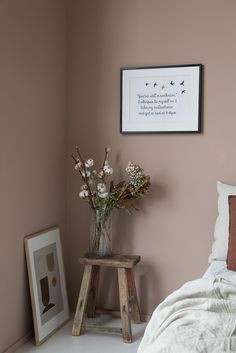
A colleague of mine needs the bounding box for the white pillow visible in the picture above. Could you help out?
[202,261,227,278]
[208,181,236,262]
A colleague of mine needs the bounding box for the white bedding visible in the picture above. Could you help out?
[138,262,236,353]
[202,260,234,278]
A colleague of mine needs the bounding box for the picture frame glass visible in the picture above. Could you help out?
[25,226,69,345]
[120,64,202,133]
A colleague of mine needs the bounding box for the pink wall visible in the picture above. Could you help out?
[67,0,236,315]
[2,0,236,351]
[0,1,67,352]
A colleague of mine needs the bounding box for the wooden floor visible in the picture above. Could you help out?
[15,316,147,353]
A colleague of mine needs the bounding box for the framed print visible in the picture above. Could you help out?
[120,64,202,133]
[24,226,69,345]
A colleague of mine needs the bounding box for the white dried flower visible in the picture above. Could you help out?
[79,190,89,198]
[81,170,90,178]
[103,165,113,175]
[75,161,82,170]
[97,183,106,193]
[105,147,111,152]
[80,184,88,190]
[98,170,104,178]
[85,158,94,168]
[99,191,108,198]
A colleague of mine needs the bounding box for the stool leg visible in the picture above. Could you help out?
[87,265,100,318]
[126,268,142,324]
[118,268,132,343]
[72,264,93,336]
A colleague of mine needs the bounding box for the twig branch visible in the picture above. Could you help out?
[76,146,84,164]
[71,155,77,163]
[73,150,95,209]
[101,147,109,169]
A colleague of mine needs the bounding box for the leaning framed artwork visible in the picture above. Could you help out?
[24,226,69,345]
[120,64,203,133]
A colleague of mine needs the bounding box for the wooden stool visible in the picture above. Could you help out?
[72,254,141,343]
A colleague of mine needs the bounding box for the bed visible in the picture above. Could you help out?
[138,181,236,353]
[138,261,236,353]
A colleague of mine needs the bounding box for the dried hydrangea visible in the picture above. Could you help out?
[126,162,143,177]
[126,162,149,190]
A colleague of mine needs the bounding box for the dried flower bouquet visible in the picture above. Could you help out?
[72,147,150,256]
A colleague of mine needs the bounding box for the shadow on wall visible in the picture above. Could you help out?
[96,257,162,315]
[96,181,167,314]
[136,260,161,315]
[112,180,169,252]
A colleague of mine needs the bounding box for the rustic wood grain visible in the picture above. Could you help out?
[80,254,141,268]
[126,268,142,323]
[117,267,132,343]
[72,264,92,336]
[96,307,150,322]
[87,265,100,318]
[82,324,123,335]
[72,255,142,343]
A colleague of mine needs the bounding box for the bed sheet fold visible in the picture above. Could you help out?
[138,267,236,353]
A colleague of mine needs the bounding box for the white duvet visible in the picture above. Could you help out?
[138,267,236,353]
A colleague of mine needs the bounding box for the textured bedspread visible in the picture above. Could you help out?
[138,274,236,353]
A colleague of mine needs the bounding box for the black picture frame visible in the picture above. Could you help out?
[120,64,203,134]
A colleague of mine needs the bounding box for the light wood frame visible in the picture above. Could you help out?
[24,226,69,345]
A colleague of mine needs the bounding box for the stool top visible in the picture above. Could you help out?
[80,254,141,268]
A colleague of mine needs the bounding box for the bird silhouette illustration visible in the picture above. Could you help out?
[170,80,174,86]
[154,83,157,87]
[181,90,186,94]
[180,80,185,86]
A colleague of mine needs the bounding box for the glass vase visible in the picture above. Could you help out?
[89,209,112,257]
